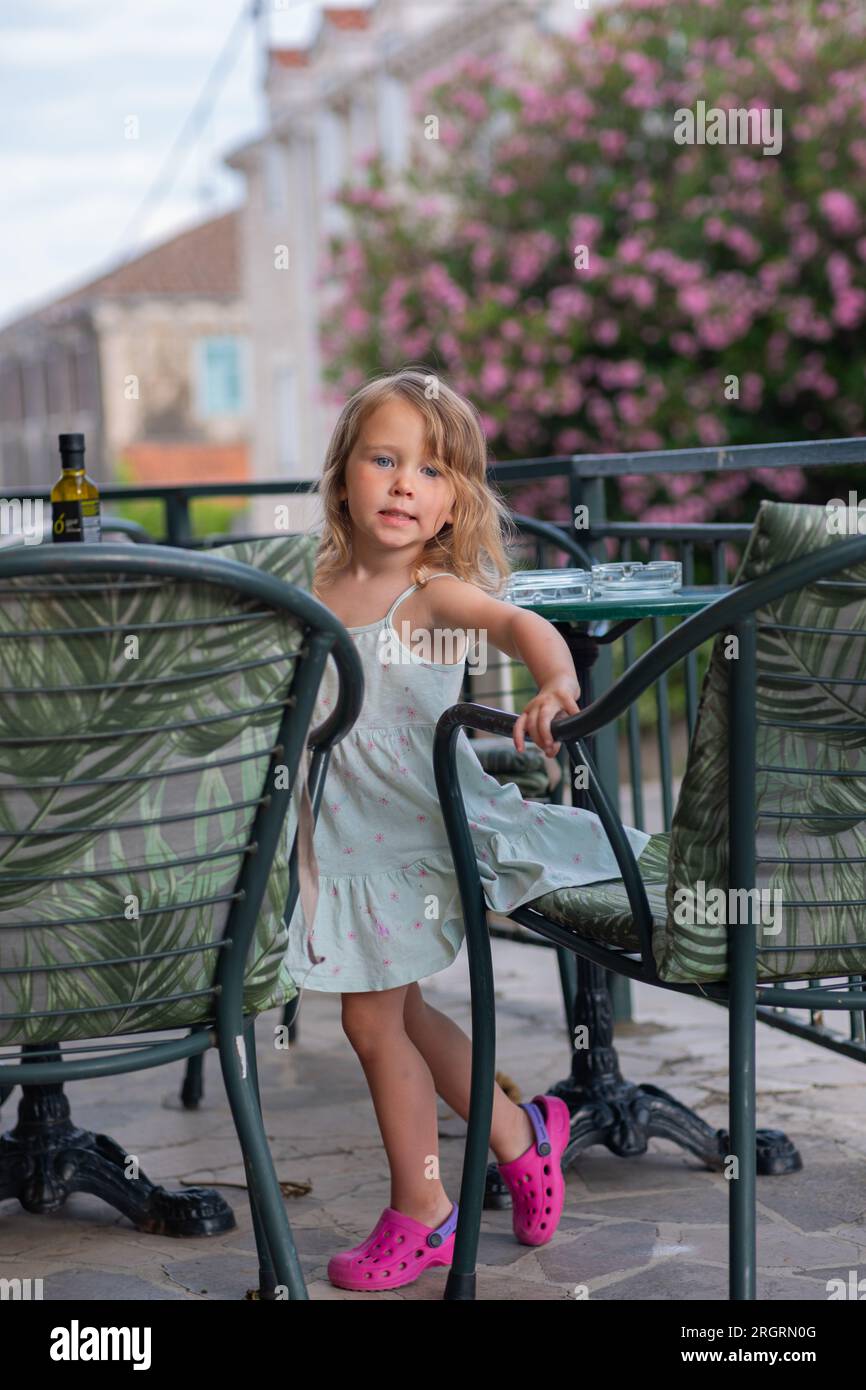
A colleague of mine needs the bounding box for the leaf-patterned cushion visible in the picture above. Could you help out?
[0,533,321,1046]
[530,831,670,949]
[656,500,866,984]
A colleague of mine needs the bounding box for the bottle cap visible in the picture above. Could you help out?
[58,433,85,451]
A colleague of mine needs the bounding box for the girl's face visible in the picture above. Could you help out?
[339,398,456,555]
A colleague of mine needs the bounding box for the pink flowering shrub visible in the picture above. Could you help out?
[318,0,866,526]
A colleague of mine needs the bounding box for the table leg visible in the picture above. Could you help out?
[0,1044,236,1233]
[545,626,801,1177]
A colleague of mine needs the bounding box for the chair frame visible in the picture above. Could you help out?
[433,531,866,1301]
[0,542,362,1300]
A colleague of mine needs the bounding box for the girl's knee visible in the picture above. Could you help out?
[341,986,407,1054]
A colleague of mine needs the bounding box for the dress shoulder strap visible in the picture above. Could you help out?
[385,582,420,625]
[384,572,462,626]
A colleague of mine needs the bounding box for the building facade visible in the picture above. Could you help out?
[0,211,252,507]
[224,0,582,535]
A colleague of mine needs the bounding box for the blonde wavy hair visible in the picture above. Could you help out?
[312,366,518,599]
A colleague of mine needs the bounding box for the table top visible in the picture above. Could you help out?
[523,584,731,622]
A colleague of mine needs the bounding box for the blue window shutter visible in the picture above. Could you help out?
[196,336,245,416]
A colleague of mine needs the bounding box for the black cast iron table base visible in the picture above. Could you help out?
[0,1060,235,1236]
[547,957,801,1175]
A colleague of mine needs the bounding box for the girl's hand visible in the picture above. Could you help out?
[513,681,581,757]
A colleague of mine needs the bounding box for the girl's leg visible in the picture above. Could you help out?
[341,985,453,1229]
[402,982,534,1164]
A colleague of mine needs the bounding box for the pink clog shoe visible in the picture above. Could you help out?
[327,1204,458,1291]
[497,1094,571,1245]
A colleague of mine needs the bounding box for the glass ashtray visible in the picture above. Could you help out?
[591,561,682,596]
[505,569,592,606]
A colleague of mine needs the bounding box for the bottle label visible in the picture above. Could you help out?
[52,499,101,543]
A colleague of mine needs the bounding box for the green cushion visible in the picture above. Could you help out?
[656,501,866,984]
[0,534,320,1046]
[531,832,670,950]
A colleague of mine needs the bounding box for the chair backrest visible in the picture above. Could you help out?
[657,500,866,984]
[0,533,352,1047]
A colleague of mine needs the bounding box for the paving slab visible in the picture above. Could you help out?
[2,931,865,1303]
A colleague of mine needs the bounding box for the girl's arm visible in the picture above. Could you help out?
[428,579,581,757]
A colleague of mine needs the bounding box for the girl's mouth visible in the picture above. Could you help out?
[379,510,416,524]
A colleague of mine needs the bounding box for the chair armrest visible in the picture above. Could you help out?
[435,701,656,962]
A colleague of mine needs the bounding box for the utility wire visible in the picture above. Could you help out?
[109,0,342,265]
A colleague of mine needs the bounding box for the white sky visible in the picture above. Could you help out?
[0,0,357,329]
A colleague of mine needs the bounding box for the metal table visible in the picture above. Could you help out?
[516,584,799,1176]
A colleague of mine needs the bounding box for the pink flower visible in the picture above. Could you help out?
[480,360,509,395]
[593,319,620,346]
[599,129,627,157]
[832,288,866,329]
[678,285,712,317]
[819,190,860,236]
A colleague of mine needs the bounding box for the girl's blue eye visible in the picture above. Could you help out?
[373,456,440,477]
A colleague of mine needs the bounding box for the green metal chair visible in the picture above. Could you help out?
[433,500,866,1301]
[0,535,361,1300]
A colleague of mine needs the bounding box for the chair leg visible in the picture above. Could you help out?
[242,1019,279,1299]
[218,1016,308,1300]
[180,1052,204,1109]
[555,948,577,1039]
[445,888,497,1301]
[282,992,300,1044]
[180,1024,210,1109]
[729,925,757,1301]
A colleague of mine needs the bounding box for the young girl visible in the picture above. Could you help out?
[285,367,651,1292]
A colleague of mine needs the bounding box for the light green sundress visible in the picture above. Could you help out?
[285,574,651,992]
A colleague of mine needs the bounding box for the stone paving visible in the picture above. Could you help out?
[2,929,865,1302]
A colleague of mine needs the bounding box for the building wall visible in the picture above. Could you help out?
[92,296,250,469]
[0,293,251,512]
[0,315,104,490]
[234,0,574,535]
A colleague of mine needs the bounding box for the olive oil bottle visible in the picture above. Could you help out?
[51,433,102,543]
